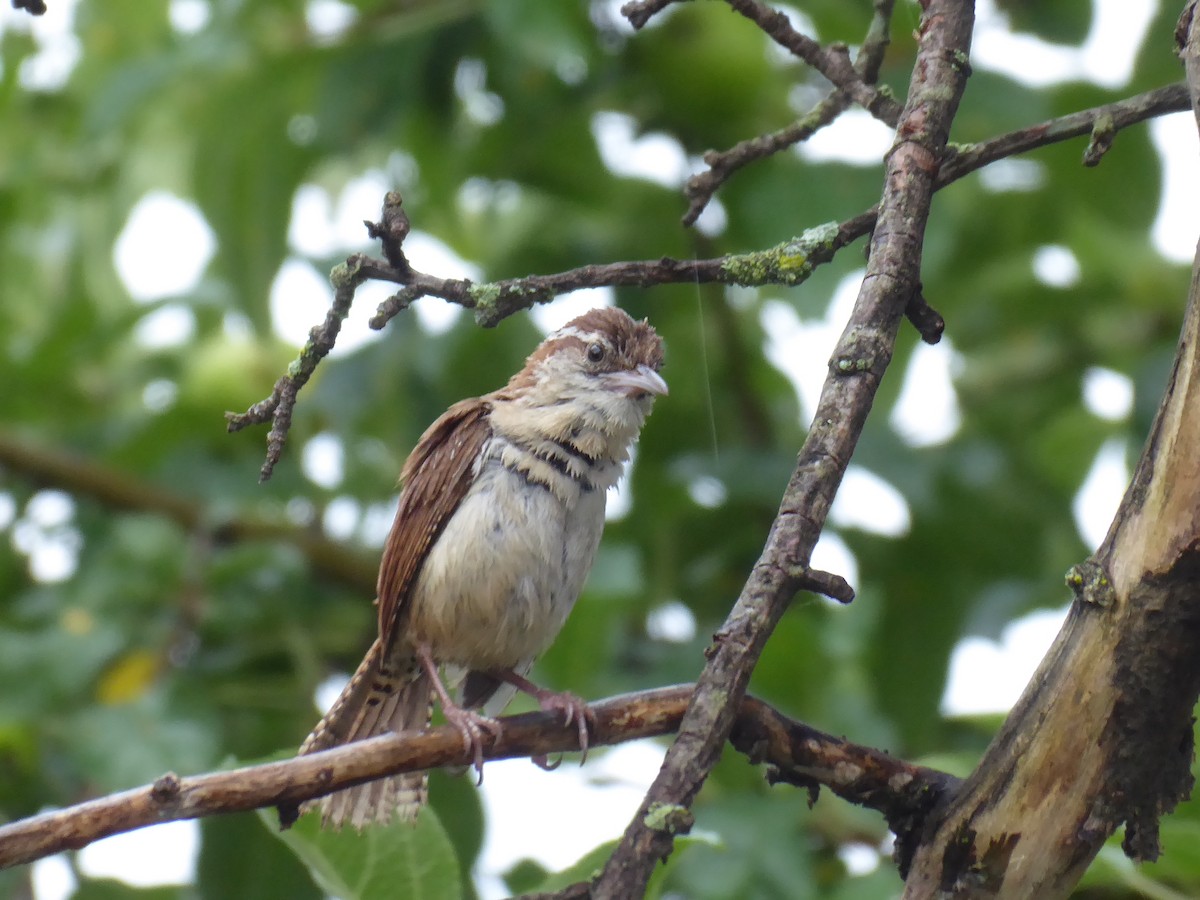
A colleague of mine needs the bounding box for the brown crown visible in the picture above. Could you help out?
[561,307,664,371]
[504,307,665,395]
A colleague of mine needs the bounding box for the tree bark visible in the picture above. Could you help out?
[0,687,954,871]
[901,5,1200,895]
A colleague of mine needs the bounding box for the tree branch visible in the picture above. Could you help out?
[619,0,676,30]
[0,431,377,594]
[358,82,1185,329]
[588,3,976,897]
[0,686,953,871]
[686,0,902,225]
[228,80,1185,481]
[621,0,902,126]
[938,82,1189,184]
[719,0,903,123]
[225,253,365,482]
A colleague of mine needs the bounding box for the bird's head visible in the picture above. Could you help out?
[512,306,665,411]
[500,307,667,447]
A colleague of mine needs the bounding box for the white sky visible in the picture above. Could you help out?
[5,0,1191,896]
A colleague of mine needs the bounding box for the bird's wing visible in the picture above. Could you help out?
[376,396,493,648]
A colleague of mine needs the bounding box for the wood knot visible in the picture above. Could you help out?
[150,772,181,803]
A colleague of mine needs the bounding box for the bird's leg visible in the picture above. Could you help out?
[417,645,502,783]
[491,669,593,767]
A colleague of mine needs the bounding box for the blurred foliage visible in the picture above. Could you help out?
[257,805,463,899]
[0,0,1196,898]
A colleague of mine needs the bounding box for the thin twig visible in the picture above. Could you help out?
[683,90,853,227]
[0,687,954,871]
[937,81,1189,184]
[721,0,902,122]
[856,0,896,84]
[621,0,902,126]
[683,0,898,226]
[620,0,684,30]
[225,255,367,482]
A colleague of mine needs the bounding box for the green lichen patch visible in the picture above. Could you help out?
[1065,559,1116,607]
[329,256,365,291]
[644,802,695,835]
[721,222,839,287]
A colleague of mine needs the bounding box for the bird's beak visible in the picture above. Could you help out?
[605,364,669,399]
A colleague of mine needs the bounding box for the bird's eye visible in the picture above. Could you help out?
[587,342,606,363]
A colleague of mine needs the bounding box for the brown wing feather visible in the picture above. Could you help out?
[376,397,493,648]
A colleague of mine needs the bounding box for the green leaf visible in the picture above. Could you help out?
[259,804,463,900]
[994,1,1091,45]
[198,813,322,900]
[65,691,219,793]
[825,866,906,900]
[70,879,181,900]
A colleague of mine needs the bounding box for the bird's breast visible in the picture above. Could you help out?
[405,443,607,669]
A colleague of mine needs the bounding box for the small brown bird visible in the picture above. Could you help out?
[295,307,666,829]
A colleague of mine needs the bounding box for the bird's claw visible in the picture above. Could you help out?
[444,707,502,784]
[491,669,595,768]
[534,691,594,764]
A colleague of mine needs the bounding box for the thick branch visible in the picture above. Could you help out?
[0,686,953,871]
[900,6,1200,897]
[589,3,975,897]
[0,431,376,593]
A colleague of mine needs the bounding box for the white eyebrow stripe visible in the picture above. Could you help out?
[547,326,605,343]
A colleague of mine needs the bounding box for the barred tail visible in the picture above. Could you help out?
[297,638,432,829]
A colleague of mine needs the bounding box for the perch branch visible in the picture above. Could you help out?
[0,686,954,871]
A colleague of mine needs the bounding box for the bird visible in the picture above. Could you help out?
[291,306,667,829]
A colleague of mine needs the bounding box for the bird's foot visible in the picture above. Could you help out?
[443,704,503,784]
[494,669,594,763]
[417,643,503,784]
[533,689,593,761]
